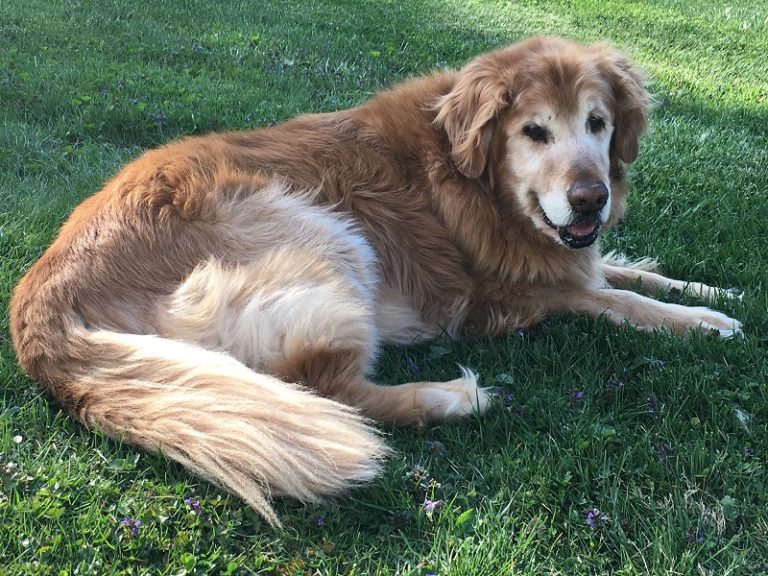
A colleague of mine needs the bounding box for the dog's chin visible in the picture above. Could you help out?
[541,212,601,249]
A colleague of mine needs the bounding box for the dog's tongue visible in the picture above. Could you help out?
[563,221,597,238]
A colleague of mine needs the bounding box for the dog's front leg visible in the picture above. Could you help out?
[600,253,741,304]
[545,287,743,338]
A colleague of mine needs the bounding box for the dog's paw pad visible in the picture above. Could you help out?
[701,319,744,340]
[714,327,744,340]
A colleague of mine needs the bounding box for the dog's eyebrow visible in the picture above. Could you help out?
[585,101,610,114]
[511,97,556,120]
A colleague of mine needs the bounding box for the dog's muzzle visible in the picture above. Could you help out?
[543,213,601,249]
[550,180,608,248]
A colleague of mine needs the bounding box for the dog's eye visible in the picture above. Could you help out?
[587,115,606,133]
[522,124,550,144]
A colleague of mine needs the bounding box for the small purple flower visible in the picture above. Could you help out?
[502,391,515,406]
[568,388,585,404]
[586,508,607,529]
[646,396,658,414]
[119,517,142,537]
[307,511,327,528]
[184,497,202,514]
[514,328,527,337]
[406,356,419,373]
[423,499,443,518]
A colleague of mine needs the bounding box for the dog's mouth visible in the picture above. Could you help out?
[542,212,601,249]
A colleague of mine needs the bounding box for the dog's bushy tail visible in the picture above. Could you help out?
[24,327,388,526]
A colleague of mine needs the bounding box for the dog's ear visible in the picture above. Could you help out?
[434,56,512,178]
[600,48,650,165]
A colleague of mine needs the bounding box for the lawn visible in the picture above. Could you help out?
[1,0,767,574]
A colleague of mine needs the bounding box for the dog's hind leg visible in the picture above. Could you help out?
[160,247,490,427]
[277,348,490,427]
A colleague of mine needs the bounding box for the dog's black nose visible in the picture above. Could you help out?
[567,181,608,213]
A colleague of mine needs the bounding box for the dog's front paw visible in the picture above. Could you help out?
[689,307,743,339]
[685,282,743,304]
[722,288,744,302]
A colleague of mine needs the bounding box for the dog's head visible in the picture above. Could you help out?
[434,37,649,249]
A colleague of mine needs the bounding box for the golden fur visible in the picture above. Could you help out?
[9,37,741,525]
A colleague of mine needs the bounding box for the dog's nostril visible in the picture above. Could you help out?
[567,181,608,213]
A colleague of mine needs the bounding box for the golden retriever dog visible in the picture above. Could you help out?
[9,37,741,525]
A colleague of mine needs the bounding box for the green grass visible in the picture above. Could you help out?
[1,0,767,574]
